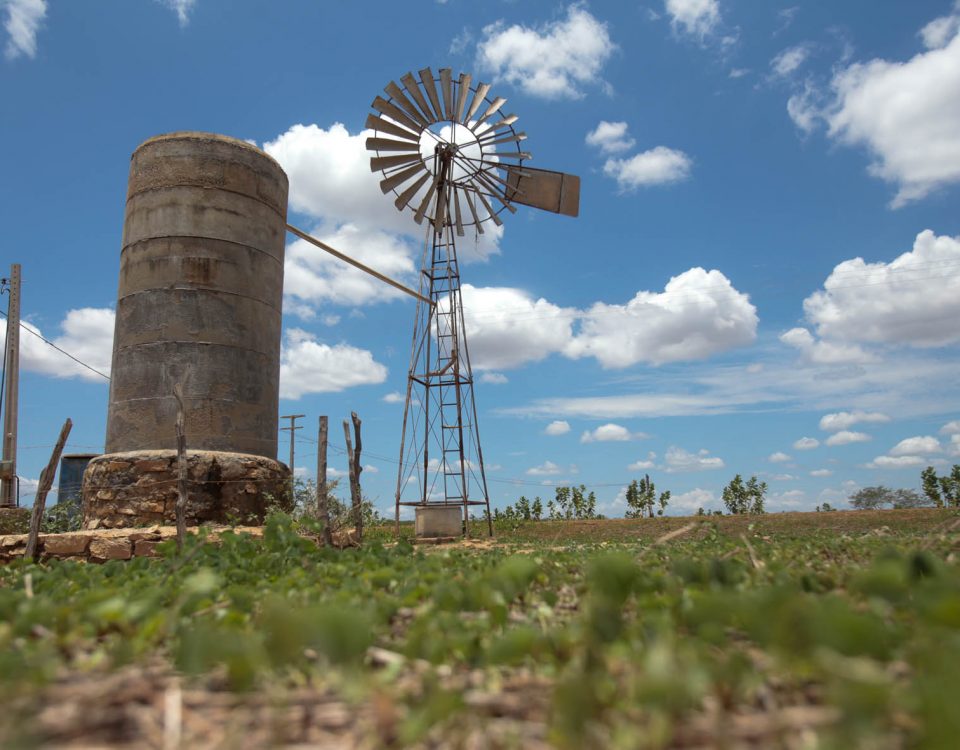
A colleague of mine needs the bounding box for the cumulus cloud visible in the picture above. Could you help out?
[3,0,45,60]
[279,328,387,399]
[793,437,819,450]
[664,0,720,40]
[664,446,724,473]
[580,423,646,443]
[477,5,615,99]
[810,469,833,477]
[819,410,890,432]
[791,8,960,206]
[780,327,878,365]
[382,392,404,404]
[627,451,657,471]
[801,230,960,348]
[603,147,693,190]
[771,44,811,77]
[2,308,113,382]
[670,487,719,512]
[459,284,576,370]
[479,372,508,385]
[544,420,571,436]
[158,0,196,27]
[825,430,871,446]
[585,121,635,154]
[867,455,928,469]
[526,460,565,476]
[768,451,791,463]
[941,420,960,435]
[566,268,757,368]
[889,435,942,456]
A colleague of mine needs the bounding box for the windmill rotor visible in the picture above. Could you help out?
[366,67,579,233]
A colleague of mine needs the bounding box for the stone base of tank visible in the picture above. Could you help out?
[414,505,464,538]
[81,450,290,529]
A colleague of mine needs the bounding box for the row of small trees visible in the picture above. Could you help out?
[849,465,960,510]
[495,484,602,521]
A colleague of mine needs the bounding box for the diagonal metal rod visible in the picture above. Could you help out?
[286,224,435,307]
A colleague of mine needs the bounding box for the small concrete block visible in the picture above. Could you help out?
[89,537,133,561]
[414,505,463,538]
[43,534,91,556]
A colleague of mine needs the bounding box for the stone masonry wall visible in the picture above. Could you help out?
[82,450,289,529]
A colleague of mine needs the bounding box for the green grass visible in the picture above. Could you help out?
[2,509,960,747]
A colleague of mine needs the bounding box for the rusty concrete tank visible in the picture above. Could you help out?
[83,132,291,528]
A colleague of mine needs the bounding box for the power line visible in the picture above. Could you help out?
[0,309,111,381]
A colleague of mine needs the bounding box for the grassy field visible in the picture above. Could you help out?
[1,508,959,748]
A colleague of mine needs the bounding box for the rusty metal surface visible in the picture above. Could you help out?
[105,132,288,458]
[504,166,580,217]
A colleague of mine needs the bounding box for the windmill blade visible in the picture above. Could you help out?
[401,71,436,123]
[439,68,454,120]
[454,73,471,122]
[371,96,423,134]
[418,67,444,121]
[414,172,442,224]
[463,189,484,234]
[475,96,507,127]
[385,81,430,128]
[504,165,580,217]
[453,188,465,236]
[365,114,419,142]
[464,82,491,123]
[394,171,431,211]
[380,162,427,194]
[473,171,518,214]
[484,114,519,131]
[488,150,532,160]
[473,186,503,227]
[366,136,421,153]
[479,132,527,148]
[370,153,423,172]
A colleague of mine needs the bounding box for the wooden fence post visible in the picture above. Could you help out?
[316,416,332,546]
[24,418,72,561]
[343,413,363,540]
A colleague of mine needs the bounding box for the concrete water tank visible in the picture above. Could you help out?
[83,132,291,528]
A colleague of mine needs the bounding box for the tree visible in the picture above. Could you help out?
[515,496,532,520]
[532,496,543,521]
[625,475,670,519]
[849,486,933,510]
[722,474,767,515]
[922,465,960,508]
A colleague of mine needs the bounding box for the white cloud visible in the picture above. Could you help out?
[479,372,509,385]
[825,430,872,446]
[802,231,960,348]
[729,68,750,79]
[950,434,960,456]
[3,0,45,60]
[664,446,724,473]
[920,3,960,50]
[867,455,928,469]
[793,437,820,450]
[585,121,635,154]
[382,392,404,404]
[158,0,196,27]
[786,81,821,134]
[819,410,890,432]
[771,473,797,481]
[526,460,564,476]
[567,268,756,368]
[603,147,692,190]
[771,44,811,77]
[780,327,878,365]
[671,487,719,512]
[798,11,960,206]
[477,5,615,99]
[941,420,960,435]
[2,308,114,382]
[363,464,379,474]
[810,469,833,478]
[665,0,720,40]
[627,451,657,471]
[544,420,571,436]
[580,423,646,443]
[279,329,387,399]
[889,435,942,456]
[459,284,576,370]
[768,451,791,463]
[770,489,807,509]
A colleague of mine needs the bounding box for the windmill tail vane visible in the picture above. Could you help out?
[366,67,580,537]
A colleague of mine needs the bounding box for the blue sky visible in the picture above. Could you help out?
[2,0,959,516]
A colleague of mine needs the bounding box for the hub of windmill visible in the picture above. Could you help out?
[83,133,292,528]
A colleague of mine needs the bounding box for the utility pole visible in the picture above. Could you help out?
[280,413,305,476]
[1,264,21,508]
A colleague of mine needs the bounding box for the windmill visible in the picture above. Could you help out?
[366,67,580,537]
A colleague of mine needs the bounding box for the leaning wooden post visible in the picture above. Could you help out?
[173,384,188,552]
[24,418,72,562]
[351,412,363,539]
[316,416,333,546]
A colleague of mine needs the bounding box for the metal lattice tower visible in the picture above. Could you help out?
[366,67,580,536]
